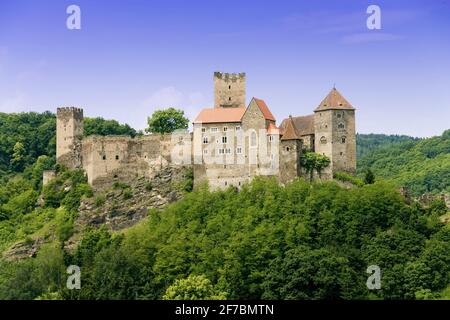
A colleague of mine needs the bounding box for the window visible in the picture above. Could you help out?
[338,123,345,129]
[211,127,218,133]
[340,152,343,155]
[236,147,242,154]
[201,127,206,133]
[203,137,209,144]
[225,148,231,154]
[218,148,225,154]
[229,85,231,89]
[229,97,231,101]
[341,136,346,143]
[223,126,228,132]
[222,136,227,144]
[250,131,257,147]
[225,181,228,186]
[203,149,208,154]
[320,136,327,144]
[269,135,274,142]
[102,155,106,160]
[337,113,342,118]
[115,155,119,160]
[286,147,290,152]
[235,126,241,131]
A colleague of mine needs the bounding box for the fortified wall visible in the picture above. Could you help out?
[56,107,191,188]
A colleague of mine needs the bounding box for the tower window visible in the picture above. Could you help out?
[337,113,342,118]
[320,136,327,144]
[340,152,343,155]
[286,147,290,152]
[229,97,231,101]
[115,155,119,160]
[338,123,345,129]
[229,85,231,89]
[102,155,106,160]
[341,136,346,143]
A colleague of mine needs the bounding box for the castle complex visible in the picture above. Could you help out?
[54,72,356,189]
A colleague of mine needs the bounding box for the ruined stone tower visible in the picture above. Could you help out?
[56,107,84,169]
[314,88,356,177]
[214,72,246,108]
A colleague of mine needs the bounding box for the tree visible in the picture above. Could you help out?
[146,108,189,134]
[10,142,26,171]
[364,169,375,184]
[300,151,330,181]
[163,275,227,300]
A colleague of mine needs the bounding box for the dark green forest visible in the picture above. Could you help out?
[0,111,448,300]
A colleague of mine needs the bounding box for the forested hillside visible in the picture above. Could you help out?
[0,112,448,300]
[0,178,448,300]
[356,133,420,158]
[357,131,450,195]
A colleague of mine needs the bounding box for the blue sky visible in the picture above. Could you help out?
[0,0,449,137]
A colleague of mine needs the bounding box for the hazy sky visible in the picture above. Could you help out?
[1,0,449,137]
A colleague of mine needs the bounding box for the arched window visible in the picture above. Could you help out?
[341,136,346,143]
[320,136,327,144]
[250,131,257,147]
[338,123,345,129]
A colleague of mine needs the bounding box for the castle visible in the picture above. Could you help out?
[52,72,356,189]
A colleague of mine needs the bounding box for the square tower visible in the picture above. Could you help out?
[314,88,356,176]
[56,107,84,169]
[214,72,246,108]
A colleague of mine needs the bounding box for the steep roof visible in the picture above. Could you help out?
[193,107,246,124]
[267,122,280,135]
[280,116,301,140]
[253,98,276,121]
[280,114,314,136]
[314,88,355,112]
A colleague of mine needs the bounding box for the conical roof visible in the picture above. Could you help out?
[280,116,301,140]
[314,88,354,112]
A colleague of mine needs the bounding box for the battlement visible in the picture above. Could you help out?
[214,72,246,81]
[57,107,84,119]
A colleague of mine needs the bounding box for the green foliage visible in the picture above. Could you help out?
[0,111,56,178]
[123,189,133,200]
[163,275,227,300]
[357,130,450,195]
[145,108,189,134]
[84,117,139,137]
[333,171,364,187]
[364,169,375,184]
[300,151,330,181]
[356,133,419,158]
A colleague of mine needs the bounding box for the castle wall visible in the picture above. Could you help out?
[332,110,356,173]
[279,140,302,184]
[214,72,246,108]
[81,133,190,187]
[56,107,83,169]
[313,110,333,179]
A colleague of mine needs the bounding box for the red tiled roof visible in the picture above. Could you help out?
[280,116,301,140]
[314,88,355,112]
[280,114,314,136]
[193,107,246,124]
[267,122,280,135]
[254,98,276,121]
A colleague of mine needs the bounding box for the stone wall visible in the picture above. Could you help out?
[81,132,191,188]
[214,72,246,108]
[56,107,84,169]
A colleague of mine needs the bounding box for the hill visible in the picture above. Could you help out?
[357,130,450,195]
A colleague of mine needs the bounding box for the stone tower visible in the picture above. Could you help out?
[314,88,356,177]
[56,107,84,169]
[214,72,246,108]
